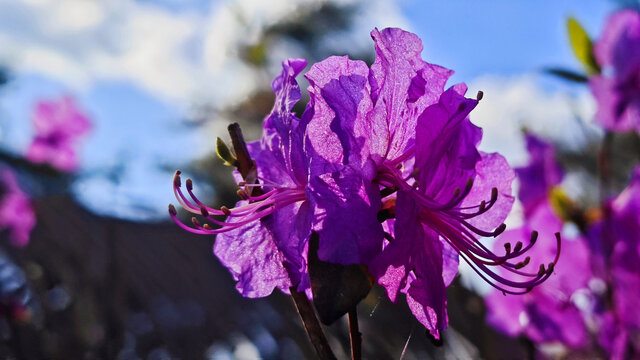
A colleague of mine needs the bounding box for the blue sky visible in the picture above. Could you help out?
[0,0,618,220]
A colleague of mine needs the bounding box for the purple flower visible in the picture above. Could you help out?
[590,10,640,133]
[26,97,91,171]
[303,28,558,338]
[170,28,559,339]
[485,202,590,348]
[170,58,382,297]
[516,134,563,216]
[0,168,35,247]
[588,166,640,357]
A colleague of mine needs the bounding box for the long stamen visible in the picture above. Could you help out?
[170,173,306,236]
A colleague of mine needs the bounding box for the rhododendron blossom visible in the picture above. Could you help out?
[170,27,559,338]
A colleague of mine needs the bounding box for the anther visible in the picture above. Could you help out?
[494,223,507,237]
[476,91,484,101]
[530,231,538,244]
[237,189,249,200]
[168,204,177,216]
[200,205,209,217]
[203,224,212,230]
[513,241,523,253]
[538,264,546,276]
[238,181,246,187]
[464,178,474,192]
[504,242,512,255]
[547,262,555,274]
[173,171,182,187]
[491,187,498,202]
[186,178,193,191]
[514,256,531,269]
[479,200,486,212]
[221,206,231,216]
[191,217,201,227]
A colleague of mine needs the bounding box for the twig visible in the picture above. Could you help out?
[348,307,361,360]
[291,289,337,360]
[226,123,336,360]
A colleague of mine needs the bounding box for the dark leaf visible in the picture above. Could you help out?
[308,233,372,325]
[543,67,589,83]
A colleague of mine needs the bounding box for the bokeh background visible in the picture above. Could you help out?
[0,0,636,359]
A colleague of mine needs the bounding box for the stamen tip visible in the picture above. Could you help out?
[476,91,484,101]
[221,206,231,216]
[203,224,212,230]
[186,178,193,191]
[168,204,177,216]
[200,205,209,217]
[173,171,182,187]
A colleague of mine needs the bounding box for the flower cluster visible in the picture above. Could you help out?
[485,135,591,349]
[27,97,91,172]
[484,133,640,358]
[170,28,559,337]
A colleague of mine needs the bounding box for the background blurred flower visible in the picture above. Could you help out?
[26,96,91,172]
[590,9,640,133]
[0,168,35,247]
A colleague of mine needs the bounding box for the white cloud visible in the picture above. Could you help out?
[467,74,598,167]
[0,0,407,108]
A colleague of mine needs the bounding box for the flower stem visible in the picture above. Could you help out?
[290,288,337,360]
[348,307,362,360]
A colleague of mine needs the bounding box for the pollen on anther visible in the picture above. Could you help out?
[221,206,231,215]
[203,224,212,230]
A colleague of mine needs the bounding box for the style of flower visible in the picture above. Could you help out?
[26,97,91,171]
[590,9,640,133]
[0,168,35,247]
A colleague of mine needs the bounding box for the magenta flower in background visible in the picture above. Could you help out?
[0,168,35,247]
[588,166,640,358]
[26,97,91,171]
[485,202,590,348]
[590,9,640,133]
[516,134,563,216]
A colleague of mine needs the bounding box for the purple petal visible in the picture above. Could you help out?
[369,28,453,162]
[415,86,481,203]
[462,152,515,230]
[308,167,383,265]
[213,201,312,298]
[305,55,373,174]
[404,229,447,339]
